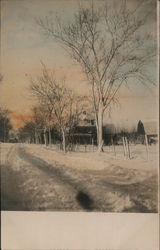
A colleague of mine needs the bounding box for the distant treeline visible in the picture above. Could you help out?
[0,108,12,142]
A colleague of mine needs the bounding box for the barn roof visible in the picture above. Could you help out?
[143,121,158,135]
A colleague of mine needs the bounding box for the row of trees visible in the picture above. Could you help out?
[0,108,12,142]
[0,75,12,142]
[18,65,91,152]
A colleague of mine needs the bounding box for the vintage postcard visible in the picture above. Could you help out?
[0,0,159,249]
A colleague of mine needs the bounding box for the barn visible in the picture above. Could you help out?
[137,120,158,144]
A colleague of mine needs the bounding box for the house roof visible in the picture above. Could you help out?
[80,111,94,120]
[79,111,95,126]
[143,121,158,135]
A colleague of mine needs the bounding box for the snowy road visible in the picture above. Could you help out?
[1,143,158,212]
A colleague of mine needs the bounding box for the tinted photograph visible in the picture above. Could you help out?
[0,0,158,213]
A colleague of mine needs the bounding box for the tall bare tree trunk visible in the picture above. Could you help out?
[96,104,104,153]
[62,129,66,153]
[49,127,52,145]
[39,134,42,144]
[35,129,39,144]
[44,128,47,146]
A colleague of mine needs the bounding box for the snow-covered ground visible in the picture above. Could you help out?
[24,143,158,172]
[0,143,158,212]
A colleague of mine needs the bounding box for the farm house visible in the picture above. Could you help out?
[68,112,116,145]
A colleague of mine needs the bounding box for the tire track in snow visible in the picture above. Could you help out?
[17,145,95,210]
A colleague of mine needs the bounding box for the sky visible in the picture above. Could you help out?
[0,0,158,129]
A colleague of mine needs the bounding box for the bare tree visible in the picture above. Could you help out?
[30,65,83,152]
[32,105,51,145]
[37,0,156,152]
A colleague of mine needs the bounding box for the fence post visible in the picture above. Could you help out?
[145,134,149,160]
[122,137,127,158]
[85,143,87,152]
[75,143,78,152]
[125,137,131,159]
[92,138,94,152]
[124,137,128,159]
[111,137,116,157]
